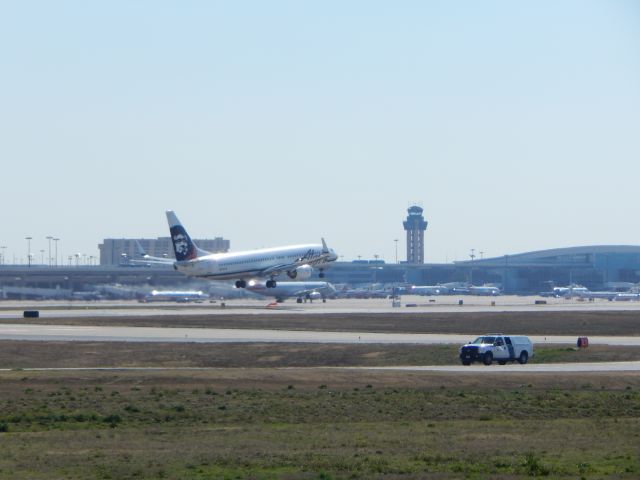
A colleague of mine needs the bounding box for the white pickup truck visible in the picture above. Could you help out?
[459,334,534,366]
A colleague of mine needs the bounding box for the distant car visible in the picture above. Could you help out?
[459,334,533,366]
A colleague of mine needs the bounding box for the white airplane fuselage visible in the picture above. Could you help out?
[410,285,449,295]
[174,244,332,280]
[141,290,209,302]
[246,280,334,299]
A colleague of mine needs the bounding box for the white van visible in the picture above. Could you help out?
[459,334,534,366]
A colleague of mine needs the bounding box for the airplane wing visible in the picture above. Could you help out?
[286,286,316,297]
[259,241,334,277]
[260,262,298,277]
[129,257,174,265]
[286,283,334,298]
[130,241,174,265]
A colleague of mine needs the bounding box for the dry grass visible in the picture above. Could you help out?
[0,369,639,479]
[0,341,639,369]
[3,309,640,336]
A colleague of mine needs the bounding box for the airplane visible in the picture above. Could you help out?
[549,285,589,298]
[613,293,640,301]
[409,285,450,295]
[141,211,338,289]
[468,285,501,296]
[139,290,209,303]
[245,280,336,303]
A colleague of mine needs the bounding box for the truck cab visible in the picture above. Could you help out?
[459,334,533,366]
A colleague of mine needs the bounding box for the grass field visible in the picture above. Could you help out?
[0,369,639,479]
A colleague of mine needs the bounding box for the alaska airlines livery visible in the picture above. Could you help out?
[164,211,338,288]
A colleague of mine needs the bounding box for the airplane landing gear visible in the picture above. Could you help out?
[319,268,325,278]
[235,280,247,288]
[266,279,277,288]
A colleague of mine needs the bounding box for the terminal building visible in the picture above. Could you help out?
[452,245,640,293]
[322,245,640,293]
[2,245,640,299]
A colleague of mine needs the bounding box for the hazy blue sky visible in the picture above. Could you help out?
[1,1,638,265]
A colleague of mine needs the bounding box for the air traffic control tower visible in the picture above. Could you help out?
[403,205,428,264]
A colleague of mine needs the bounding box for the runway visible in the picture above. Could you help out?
[2,295,640,317]
[1,323,640,346]
[349,361,640,373]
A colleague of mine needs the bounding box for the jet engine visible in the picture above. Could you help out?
[287,264,313,280]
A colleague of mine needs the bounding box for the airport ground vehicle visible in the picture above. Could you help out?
[459,334,534,366]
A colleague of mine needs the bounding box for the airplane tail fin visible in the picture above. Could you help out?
[135,240,147,257]
[166,211,198,261]
[321,238,329,253]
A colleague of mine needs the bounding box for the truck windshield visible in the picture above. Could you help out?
[471,336,495,344]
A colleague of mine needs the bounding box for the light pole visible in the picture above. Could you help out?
[53,238,59,267]
[40,249,45,265]
[394,239,399,264]
[0,246,5,265]
[25,237,32,267]
[46,236,53,266]
[469,248,476,285]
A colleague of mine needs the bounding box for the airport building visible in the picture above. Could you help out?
[98,237,230,266]
[322,245,640,293]
[452,245,640,293]
[2,245,640,299]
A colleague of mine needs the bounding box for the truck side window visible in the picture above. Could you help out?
[505,337,512,345]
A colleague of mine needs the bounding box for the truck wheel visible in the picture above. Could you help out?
[518,351,529,364]
[483,352,493,366]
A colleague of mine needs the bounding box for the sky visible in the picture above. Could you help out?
[1,1,639,265]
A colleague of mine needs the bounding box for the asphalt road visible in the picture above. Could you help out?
[1,362,639,373]
[1,323,640,347]
[2,295,640,317]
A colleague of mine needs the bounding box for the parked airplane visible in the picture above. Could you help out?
[142,211,338,289]
[551,286,589,297]
[246,280,336,303]
[410,285,450,295]
[613,293,640,301]
[140,290,209,303]
[468,285,501,296]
